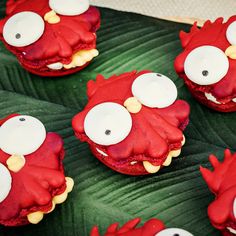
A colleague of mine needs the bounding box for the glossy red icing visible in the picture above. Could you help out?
[72,71,190,175]
[0,0,100,76]
[200,149,236,235]
[90,218,165,236]
[174,17,236,112]
[0,114,66,226]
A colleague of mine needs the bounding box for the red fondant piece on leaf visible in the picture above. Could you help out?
[72,71,190,175]
[0,0,100,76]
[175,17,236,112]
[0,114,69,226]
[201,149,236,235]
[90,218,165,236]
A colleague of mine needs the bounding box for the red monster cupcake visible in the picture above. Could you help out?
[175,17,236,112]
[90,218,193,236]
[0,0,100,76]
[72,71,190,175]
[201,150,236,235]
[0,114,74,226]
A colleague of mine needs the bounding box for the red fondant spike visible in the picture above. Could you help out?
[209,154,221,168]
[200,166,214,188]
[105,223,119,234]
[87,74,106,98]
[118,218,141,233]
[90,226,100,236]
[180,22,199,48]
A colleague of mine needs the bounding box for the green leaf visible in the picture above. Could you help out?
[0,4,233,236]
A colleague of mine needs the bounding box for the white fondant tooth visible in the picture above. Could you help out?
[143,161,160,173]
[205,93,221,104]
[96,148,108,157]
[181,135,186,146]
[130,161,138,165]
[162,155,172,166]
[227,227,236,235]
[232,98,236,103]
[47,62,63,70]
[233,198,236,220]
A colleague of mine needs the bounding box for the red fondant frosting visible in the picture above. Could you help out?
[201,149,236,235]
[90,218,165,236]
[174,17,236,112]
[0,0,100,76]
[72,71,190,175]
[0,114,67,226]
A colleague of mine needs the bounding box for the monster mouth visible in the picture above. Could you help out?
[205,93,236,105]
[95,136,185,174]
[47,49,99,70]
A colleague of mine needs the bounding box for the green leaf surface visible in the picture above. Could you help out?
[0,4,234,236]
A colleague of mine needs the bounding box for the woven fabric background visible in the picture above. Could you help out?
[91,0,236,25]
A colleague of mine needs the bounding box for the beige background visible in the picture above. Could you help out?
[90,0,236,25]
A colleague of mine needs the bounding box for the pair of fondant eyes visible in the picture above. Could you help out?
[155,228,193,236]
[3,0,89,47]
[84,73,178,146]
[184,21,236,86]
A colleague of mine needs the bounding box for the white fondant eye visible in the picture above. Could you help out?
[3,11,45,47]
[226,21,236,45]
[155,228,194,236]
[84,102,132,146]
[0,163,12,203]
[131,73,178,108]
[49,0,89,16]
[184,46,229,85]
[0,115,46,155]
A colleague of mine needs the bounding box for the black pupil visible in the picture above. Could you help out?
[19,118,25,122]
[202,70,209,76]
[156,74,162,77]
[15,33,21,39]
[173,234,180,236]
[105,130,111,135]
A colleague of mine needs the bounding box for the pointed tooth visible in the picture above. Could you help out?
[205,93,221,104]
[162,154,173,166]
[232,98,236,103]
[90,49,99,57]
[47,62,63,70]
[73,55,86,67]
[181,135,186,146]
[143,161,160,173]
[65,177,74,193]
[130,161,138,165]
[53,191,68,204]
[170,149,181,157]
[27,212,44,224]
